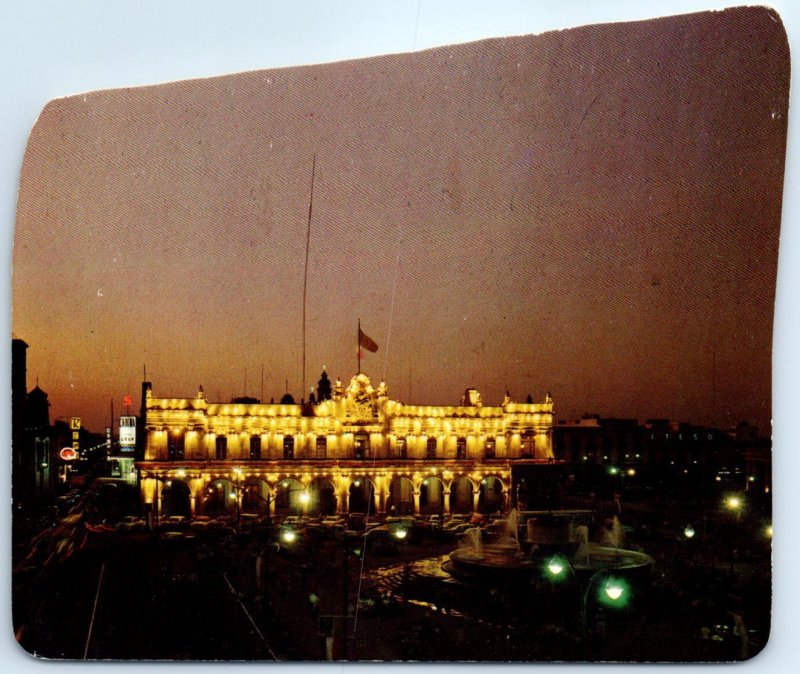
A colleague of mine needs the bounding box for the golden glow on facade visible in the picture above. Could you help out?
[137,374,554,519]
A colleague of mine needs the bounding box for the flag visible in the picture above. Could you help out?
[358,327,378,353]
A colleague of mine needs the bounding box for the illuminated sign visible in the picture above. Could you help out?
[119,415,136,450]
[60,447,77,461]
[70,417,81,431]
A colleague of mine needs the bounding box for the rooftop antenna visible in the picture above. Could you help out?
[302,154,317,407]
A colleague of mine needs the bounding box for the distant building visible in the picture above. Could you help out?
[136,371,555,520]
[553,414,765,495]
[12,338,55,506]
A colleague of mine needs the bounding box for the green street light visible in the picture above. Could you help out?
[600,578,627,606]
[542,555,573,582]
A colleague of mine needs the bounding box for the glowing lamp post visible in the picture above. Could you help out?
[280,528,297,544]
[544,557,629,658]
[683,525,696,539]
[725,495,744,522]
[299,489,311,516]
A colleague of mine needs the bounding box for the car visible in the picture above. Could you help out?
[116,516,147,532]
[443,515,468,531]
[321,516,345,527]
[282,515,304,527]
[161,515,189,530]
[346,513,367,531]
[426,514,443,531]
[190,516,212,531]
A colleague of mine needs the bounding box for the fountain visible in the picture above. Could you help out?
[443,510,654,586]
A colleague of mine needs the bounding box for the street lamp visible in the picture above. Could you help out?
[725,494,744,521]
[280,528,297,544]
[543,557,629,658]
[683,524,696,539]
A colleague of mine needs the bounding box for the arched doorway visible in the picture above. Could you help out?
[386,476,415,515]
[419,476,445,516]
[242,478,270,514]
[449,477,475,514]
[478,475,505,514]
[161,479,191,518]
[203,478,236,517]
[309,477,337,515]
[275,478,306,518]
[348,477,376,514]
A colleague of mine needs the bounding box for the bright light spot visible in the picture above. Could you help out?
[547,559,564,576]
[228,493,236,500]
[766,525,773,538]
[608,467,619,475]
[684,525,695,539]
[604,583,624,601]
[626,468,636,477]
[394,528,408,540]
[726,496,742,510]
[354,480,361,488]
[299,491,310,504]
[281,529,297,543]
[748,476,756,482]
[715,476,722,482]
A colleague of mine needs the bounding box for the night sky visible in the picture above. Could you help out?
[12,7,788,434]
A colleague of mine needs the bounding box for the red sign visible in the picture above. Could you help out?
[123,394,133,407]
[60,447,77,461]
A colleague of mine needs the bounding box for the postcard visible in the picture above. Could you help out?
[10,6,786,662]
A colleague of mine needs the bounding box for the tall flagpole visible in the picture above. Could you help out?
[303,154,316,403]
[357,318,361,375]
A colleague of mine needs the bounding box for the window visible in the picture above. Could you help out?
[456,437,467,460]
[521,434,535,458]
[485,438,496,458]
[283,436,295,459]
[250,436,261,460]
[215,436,227,460]
[168,432,185,461]
[316,436,327,459]
[354,434,369,459]
[426,437,437,459]
[397,437,407,459]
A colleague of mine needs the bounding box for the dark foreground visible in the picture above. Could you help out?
[12,498,770,662]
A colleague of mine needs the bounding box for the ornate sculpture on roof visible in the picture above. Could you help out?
[345,373,379,423]
[316,367,332,402]
[461,388,482,407]
[332,376,344,400]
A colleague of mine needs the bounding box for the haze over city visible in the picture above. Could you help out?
[12,8,787,434]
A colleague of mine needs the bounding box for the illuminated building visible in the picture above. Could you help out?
[136,372,555,521]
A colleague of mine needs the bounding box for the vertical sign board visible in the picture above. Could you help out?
[119,416,136,451]
[70,417,81,453]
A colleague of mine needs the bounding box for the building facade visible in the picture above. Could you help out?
[136,372,555,521]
